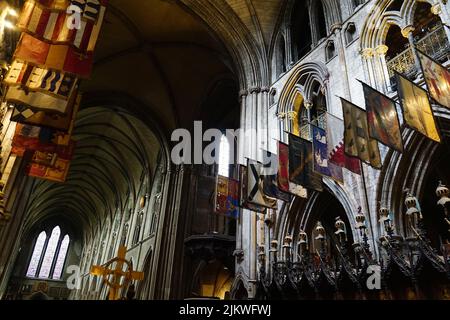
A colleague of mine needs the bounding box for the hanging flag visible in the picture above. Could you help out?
[312,125,331,177]
[326,113,361,175]
[341,98,382,169]
[278,141,290,193]
[288,134,323,192]
[312,125,343,182]
[395,72,441,143]
[417,50,450,110]
[360,81,404,152]
[14,33,94,78]
[27,156,71,183]
[17,0,107,53]
[215,175,240,219]
[247,159,277,210]
[11,93,81,131]
[12,124,76,158]
[226,178,240,219]
[239,165,266,213]
[262,150,291,202]
[278,141,308,198]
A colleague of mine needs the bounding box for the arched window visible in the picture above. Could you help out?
[26,226,71,280]
[52,235,70,280]
[26,231,46,278]
[291,0,312,61]
[218,135,231,178]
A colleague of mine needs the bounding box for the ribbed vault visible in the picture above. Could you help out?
[22,106,162,237]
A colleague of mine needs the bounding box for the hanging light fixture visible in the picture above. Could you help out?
[334,216,347,245]
[379,205,394,236]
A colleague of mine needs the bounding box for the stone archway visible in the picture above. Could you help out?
[377,110,450,238]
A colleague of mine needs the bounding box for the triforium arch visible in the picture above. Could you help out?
[359,0,447,91]
[277,62,330,139]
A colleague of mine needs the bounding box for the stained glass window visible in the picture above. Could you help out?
[26,225,71,280]
[38,226,61,279]
[26,231,46,278]
[52,235,70,280]
[218,135,231,177]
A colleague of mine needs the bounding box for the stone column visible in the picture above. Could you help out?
[249,87,260,162]
[260,87,270,157]
[401,26,422,75]
[374,44,391,93]
[238,90,248,165]
[361,48,376,87]
[332,24,352,100]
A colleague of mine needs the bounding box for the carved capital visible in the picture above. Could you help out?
[330,23,343,34]
[239,89,248,98]
[361,48,375,59]
[375,44,389,56]
[401,25,415,38]
[304,100,313,110]
[249,87,261,94]
[431,4,442,15]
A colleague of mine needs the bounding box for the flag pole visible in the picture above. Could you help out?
[359,161,379,260]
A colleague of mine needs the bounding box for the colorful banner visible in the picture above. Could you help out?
[12,124,75,158]
[27,157,71,183]
[14,33,94,78]
[312,125,331,177]
[417,50,450,110]
[11,93,80,131]
[312,125,343,182]
[247,159,277,210]
[262,151,291,202]
[326,113,361,175]
[18,0,107,53]
[341,98,382,169]
[215,175,239,219]
[278,141,308,198]
[288,134,323,192]
[361,82,404,152]
[239,165,266,213]
[395,72,441,143]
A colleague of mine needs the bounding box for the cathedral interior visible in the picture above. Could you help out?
[0,0,450,301]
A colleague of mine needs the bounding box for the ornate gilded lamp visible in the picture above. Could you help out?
[283,235,293,262]
[314,221,327,257]
[436,182,450,233]
[298,230,309,257]
[335,216,347,246]
[270,240,278,263]
[405,191,424,237]
[258,245,266,279]
[379,204,394,236]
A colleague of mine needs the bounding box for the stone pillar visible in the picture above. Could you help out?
[249,87,260,162]
[374,44,391,93]
[332,24,352,100]
[401,26,422,75]
[361,48,376,87]
[433,3,450,41]
[261,87,270,157]
[238,90,248,165]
